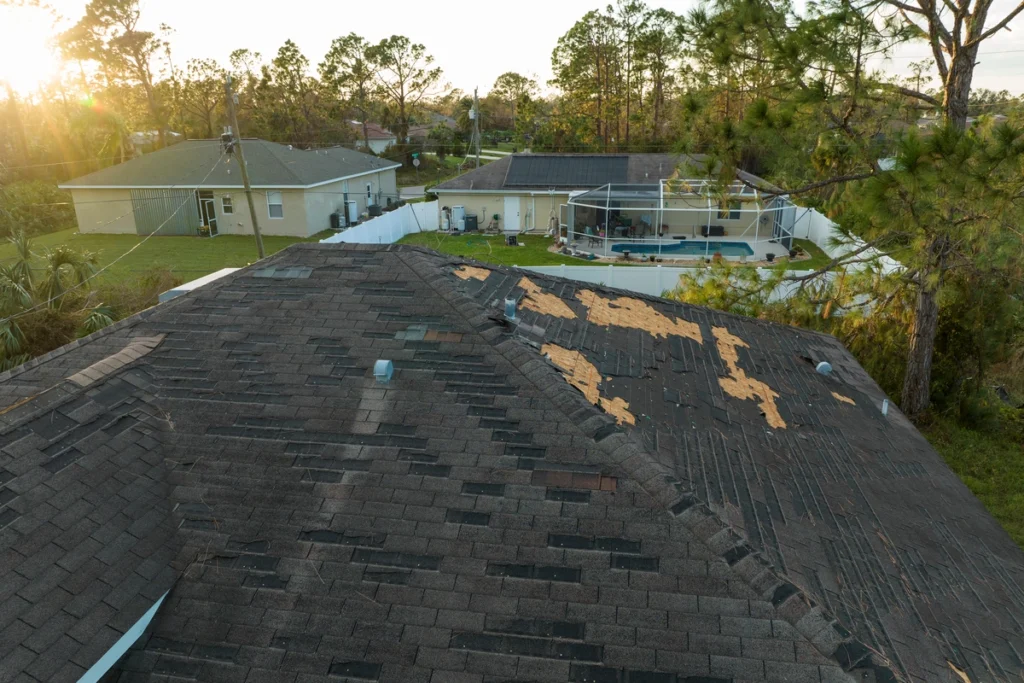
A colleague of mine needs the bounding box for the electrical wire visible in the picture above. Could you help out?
[0,141,225,172]
[0,148,229,325]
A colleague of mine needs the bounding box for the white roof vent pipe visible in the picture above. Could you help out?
[504,298,517,321]
[816,361,832,376]
[374,360,394,383]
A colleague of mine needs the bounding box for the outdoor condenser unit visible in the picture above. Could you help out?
[346,200,359,225]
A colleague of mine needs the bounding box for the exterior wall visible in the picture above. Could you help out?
[434,192,569,231]
[71,189,136,234]
[302,169,400,235]
[212,188,308,237]
[659,197,764,238]
[356,138,396,155]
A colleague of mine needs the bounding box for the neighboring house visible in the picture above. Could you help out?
[408,113,458,141]
[59,139,401,238]
[0,242,1021,682]
[350,121,397,154]
[431,153,784,238]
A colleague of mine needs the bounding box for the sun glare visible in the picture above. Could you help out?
[0,6,63,95]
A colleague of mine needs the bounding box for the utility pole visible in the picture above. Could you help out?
[224,75,265,259]
[472,87,481,168]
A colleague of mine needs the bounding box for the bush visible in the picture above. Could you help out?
[0,181,77,237]
[97,268,181,320]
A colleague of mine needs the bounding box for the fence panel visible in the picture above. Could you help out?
[320,201,438,245]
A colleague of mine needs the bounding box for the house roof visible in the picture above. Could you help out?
[351,121,396,140]
[0,244,1021,682]
[431,153,771,193]
[59,139,400,189]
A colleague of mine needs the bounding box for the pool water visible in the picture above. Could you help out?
[610,240,755,256]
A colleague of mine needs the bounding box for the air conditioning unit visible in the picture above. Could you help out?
[346,200,358,225]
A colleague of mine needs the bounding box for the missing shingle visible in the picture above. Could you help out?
[453,265,491,281]
[541,343,635,426]
[517,276,577,320]
[713,326,786,429]
[546,489,591,503]
[462,482,505,497]
[575,290,702,343]
[831,391,856,405]
[252,266,313,279]
[328,661,382,680]
[486,563,582,583]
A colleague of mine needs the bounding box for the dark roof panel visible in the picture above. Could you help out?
[504,155,629,188]
[0,244,1019,683]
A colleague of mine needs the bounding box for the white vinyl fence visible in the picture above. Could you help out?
[792,206,901,274]
[522,264,827,300]
[320,201,438,245]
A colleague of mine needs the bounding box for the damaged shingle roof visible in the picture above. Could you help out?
[0,244,1021,683]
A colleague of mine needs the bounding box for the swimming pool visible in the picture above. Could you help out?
[610,240,755,257]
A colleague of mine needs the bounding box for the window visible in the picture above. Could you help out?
[221,196,233,215]
[267,191,284,219]
[718,200,741,220]
[366,183,372,201]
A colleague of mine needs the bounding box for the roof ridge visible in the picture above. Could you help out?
[412,250,904,683]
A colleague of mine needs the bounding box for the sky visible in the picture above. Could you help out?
[1,0,1022,97]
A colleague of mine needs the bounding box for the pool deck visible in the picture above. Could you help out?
[569,235,788,262]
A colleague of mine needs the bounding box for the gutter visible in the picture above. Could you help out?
[58,164,403,191]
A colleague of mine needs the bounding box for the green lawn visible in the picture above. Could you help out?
[397,233,835,271]
[1,228,329,285]
[924,414,1024,546]
[790,239,831,270]
[398,232,594,267]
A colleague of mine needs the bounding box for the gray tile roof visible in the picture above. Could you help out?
[59,140,401,189]
[0,244,1020,683]
[431,154,770,192]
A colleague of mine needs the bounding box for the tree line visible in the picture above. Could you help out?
[2,0,1024,425]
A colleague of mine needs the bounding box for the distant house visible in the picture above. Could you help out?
[408,112,458,141]
[350,121,397,154]
[430,153,791,251]
[59,139,400,238]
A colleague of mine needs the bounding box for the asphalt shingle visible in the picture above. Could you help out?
[0,244,1018,683]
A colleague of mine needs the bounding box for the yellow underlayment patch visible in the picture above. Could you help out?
[541,343,635,425]
[948,662,971,683]
[453,265,491,281]
[576,290,702,344]
[712,326,787,429]
[831,391,856,405]
[518,277,577,320]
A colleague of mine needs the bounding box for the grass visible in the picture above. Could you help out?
[923,412,1024,546]
[791,239,831,270]
[398,232,593,267]
[1,228,330,286]
[397,232,836,271]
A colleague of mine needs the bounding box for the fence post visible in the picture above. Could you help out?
[608,264,614,287]
[560,264,566,279]
[657,265,662,292]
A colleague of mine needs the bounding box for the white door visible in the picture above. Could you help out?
[504,197,520,232]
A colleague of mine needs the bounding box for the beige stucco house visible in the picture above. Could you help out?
[430,153,786,244]
[59,140,401,238]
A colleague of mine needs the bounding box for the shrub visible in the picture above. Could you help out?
[0,181,77,237]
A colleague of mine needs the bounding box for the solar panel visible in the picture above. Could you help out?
[504,156,629,188]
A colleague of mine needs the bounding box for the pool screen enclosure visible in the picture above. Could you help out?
[565,180,796,259]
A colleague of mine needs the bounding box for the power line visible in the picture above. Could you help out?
[0,149,227,325]
[0,142,225,172]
